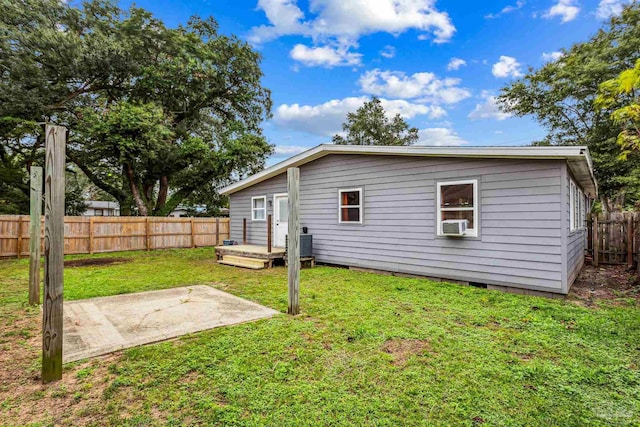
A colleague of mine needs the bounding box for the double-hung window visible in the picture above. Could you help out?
[251,196,266,221]
[338,188,363,223]
[569,179,586,231]
[437,179,478,237]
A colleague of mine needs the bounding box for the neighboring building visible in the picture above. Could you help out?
[83,200,120,217]
[81,202,224,217]
[220,144,597,295]
[168,205,224,217]
[168,206,189,218]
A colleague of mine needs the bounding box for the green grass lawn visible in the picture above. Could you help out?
[1,248,639,426]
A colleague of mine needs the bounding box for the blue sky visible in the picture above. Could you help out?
[121,0,632,164]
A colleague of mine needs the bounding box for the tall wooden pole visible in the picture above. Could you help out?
[243,218,247,245]
[287,168,300,315]
[267,214,272,254]
[29,166,43,306]
[627,214,633,269]
[42,125,65,383]
[593,215,599,267]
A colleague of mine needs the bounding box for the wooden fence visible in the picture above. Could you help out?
[0,215,230,258]
[588,212,639,268]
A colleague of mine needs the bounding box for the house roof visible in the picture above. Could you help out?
[220,144,598,197]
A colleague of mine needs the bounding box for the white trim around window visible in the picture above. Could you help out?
[251,195,267,221]
[569,178,587,232]
[436,179,478,237]
[338,188,363,224]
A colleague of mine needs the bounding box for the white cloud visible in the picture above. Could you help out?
[249,0,456,45]
[380,45,396,59]
[596,0,632,19]
[492,56,523,78]
[359,69,471,104]
[274,96,446,136]
[290,44,362,67]
[468,93,512,121]
[485,1,526,19]
[541,51,563,62]
[274,145,309,155]
[417,128,467,146]
[543,0,580,23]
[447,57,466,71]
[249,0,308,43]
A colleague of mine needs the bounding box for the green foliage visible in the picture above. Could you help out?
[0,0,273,216]
[597,59,640,159]
[333,97,419,146]
[1,249,639,425]
[64,169,88,216]
[498,3,640,208]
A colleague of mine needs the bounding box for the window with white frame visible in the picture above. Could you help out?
[569,179,587,231]
[437,179,478,237]
[251,196,266,221]
[338,188,362,223]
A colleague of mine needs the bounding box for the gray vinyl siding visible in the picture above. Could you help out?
[230,154,569,292]
[564,164,587,292]
[229,173,287,246]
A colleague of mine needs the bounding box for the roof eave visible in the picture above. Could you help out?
[220,144,597,196]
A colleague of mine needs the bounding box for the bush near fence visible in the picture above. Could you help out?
[0,216,229,258]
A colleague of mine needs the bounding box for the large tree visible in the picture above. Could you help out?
[596,59,640,159]
[333,97,419,146]
[498,3,640,211]
[0,0,272,215]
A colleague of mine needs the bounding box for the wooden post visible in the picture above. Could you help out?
[17,216,23,259]
[593,215,599,267]
[190,218,196,248]
[587,213,593,259]
[42,124,65,383]
[29,166,43,306]
[627,214,633,269]
[267,214,272,254]
[287,167,300,315]
[145,217,151,251]
[215,218,220,245]
[88,217,95,255]
[243,218,247,245]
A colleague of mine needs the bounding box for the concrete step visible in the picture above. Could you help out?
[219,255,267,270]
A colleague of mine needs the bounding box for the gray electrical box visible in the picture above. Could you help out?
[286,234,313,257]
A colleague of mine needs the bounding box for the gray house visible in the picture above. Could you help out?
[219,145,597,295]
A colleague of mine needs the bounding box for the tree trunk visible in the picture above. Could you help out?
[600,195,611,214]
[155,186,194,217]
[155,176,169,214]
[125,163,148,216]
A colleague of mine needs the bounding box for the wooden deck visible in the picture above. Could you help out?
[214,245,315,270]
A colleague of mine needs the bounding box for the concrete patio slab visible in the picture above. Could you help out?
[63,285,279,363]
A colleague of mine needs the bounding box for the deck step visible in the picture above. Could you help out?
[219,255,268,270]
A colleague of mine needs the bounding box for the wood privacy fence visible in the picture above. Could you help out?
[0,216,230,258]
[587,212,640,268]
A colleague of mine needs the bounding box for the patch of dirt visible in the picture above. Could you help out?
[64,257,131,268]
[0,307,122,426]
[569,264,640,305]
[381,338,431,366]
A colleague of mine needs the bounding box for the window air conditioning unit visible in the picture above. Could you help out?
[442,219,468,236]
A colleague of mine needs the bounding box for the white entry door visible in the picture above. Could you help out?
[274,193,288,248]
